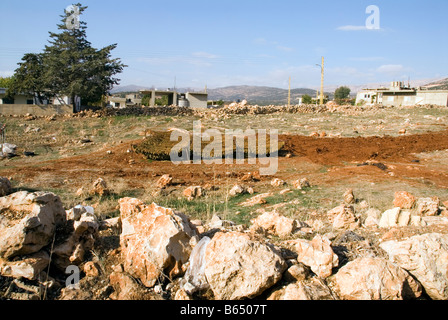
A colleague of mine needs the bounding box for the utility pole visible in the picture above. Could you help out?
[288,77,291,107]
[316,56,325,105]
[320,56,324,105]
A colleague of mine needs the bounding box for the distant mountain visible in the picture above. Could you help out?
[422,78,448,90]
[110,84,151,93]
[111,77,447,105]
[207,85,322,105]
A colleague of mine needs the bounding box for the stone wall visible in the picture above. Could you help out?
[0,104,73,116]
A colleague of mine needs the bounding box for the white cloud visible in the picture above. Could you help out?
[276,46,294,52]
[337,25,368,31]
[253,37,294,53]
[191,52,219,59]
[337,25,384,31]
[253,38,268,45]
[376,64,412,76]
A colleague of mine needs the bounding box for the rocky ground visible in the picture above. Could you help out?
[1,103,448,300]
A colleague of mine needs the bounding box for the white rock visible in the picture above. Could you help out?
[380,233,448,300]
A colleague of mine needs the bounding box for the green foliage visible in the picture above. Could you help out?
[334,86,351,102]
[302,94,313,104]
[9,3,126,107]
[141,94,150,106]
[0,77,15,89]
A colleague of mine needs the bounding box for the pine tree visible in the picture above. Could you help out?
[8,53,47,103]
[11,3,125,111]
[43,3,125,110]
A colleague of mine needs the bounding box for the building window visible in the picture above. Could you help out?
[27,99,34,105]
[2,97,14,104]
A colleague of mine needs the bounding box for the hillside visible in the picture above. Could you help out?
[207,85,322,105]
[422,78,448,90]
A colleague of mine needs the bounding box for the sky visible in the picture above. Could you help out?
[0,0,447,90]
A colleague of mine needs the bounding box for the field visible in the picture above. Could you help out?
[2,105,448,222]
[1,104,448,300]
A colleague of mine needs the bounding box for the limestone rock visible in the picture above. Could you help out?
[380,233,448,300]
[156,174,173,189]
[0,177,12,197]
[109,271,144,300]
[90,178,110,196]
[271,178,286,187]
[292,178,310,190]
[331,257,422,300]
[284,235,338,279]
[183,186,204,201]
[268,278,336,300]
[0,251,49,280]
[228,184,246,197]
[239,192,273,207]
[0,191,66,259]
[119,198,197,288]
[52,205,99,270]
[393,191,416,209]
[204,231,286,300]
[416,197,440,216]
[250,211,297,238]
[327,205,358,230]
[378,207,424,228]
[343,189,355,204]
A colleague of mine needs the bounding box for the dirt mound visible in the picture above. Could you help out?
[281,129,448,165]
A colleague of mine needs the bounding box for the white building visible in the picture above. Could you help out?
[356,82,448,107]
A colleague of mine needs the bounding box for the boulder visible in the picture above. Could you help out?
[393,191,416,209]
[183,186,204,201]
[90,178,110,196]
[250,211,297,238]
[0,177,12,197]
[343,189,355,204]
[271,178,286,187]
[364,208,381,227]
[416,197,440,216]
[327,205,358,230]
[228,184,246,197]
[331,257,422,300]
[119,198,197,288]
[268,278,336,300]
[292,178,310,190]
[0,191,66,259]
[52,205,99,270]
[0,251,49,280]
[204,231,286,300]
[378,207,424,228]
[109,271,144,300]
[380,233,448,300]
[284,235,338,279]
[156,174,173,189]
[238,194,269,207]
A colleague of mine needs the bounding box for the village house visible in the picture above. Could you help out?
[356,81,448,107]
